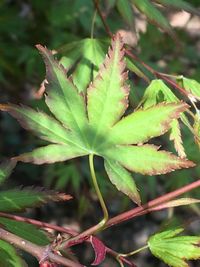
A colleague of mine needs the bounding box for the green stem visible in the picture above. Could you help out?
[118,244,149,258]
[58,155,108,250]
[91,9,97,39]
[89,154,109,230]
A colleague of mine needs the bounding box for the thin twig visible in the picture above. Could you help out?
[92,0,113,37]
[0,212,77,236]
[106,179,200,227]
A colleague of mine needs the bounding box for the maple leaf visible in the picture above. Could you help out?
[148,228,200,267]
[0,34,195,205]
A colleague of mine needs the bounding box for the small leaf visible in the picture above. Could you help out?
[0,188,72,212]
[60,38,108,92]
[14,144,88,164]
[178,76,200,100]
[140,79,180,107]
[150,198,200,211]
[87,33,130,146]
[104,159,140,205]
[102,145,195,175]
[148,228,200,267]
[131,0,174,35]
[90,236,106,266]
[72,39,107,92]
[108,102,188,145]
[154,0,200,16]
[193,114,200,149]
[0,160,16,185]
[170,120,186,158]
[59,39,108,92]
[0,218,50,246]
[0,240,27,267]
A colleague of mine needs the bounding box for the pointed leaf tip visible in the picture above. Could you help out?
[103,145,195,176]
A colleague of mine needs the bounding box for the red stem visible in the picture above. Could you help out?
[0,212,77,236]
[93,0,113,37]
[106,179,200,227]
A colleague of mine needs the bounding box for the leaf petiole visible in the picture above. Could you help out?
[89,154,109,231]
[117,244,149,259]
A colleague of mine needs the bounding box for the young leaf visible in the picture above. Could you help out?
[107,102,188,145]
[170,120,186,158]
[87,33,130,145]
[102,145,195,175]
[193,114,200,149]
[104,159,140,205]
[149,198,200,211]
[0,160,16,185]
[178,76,200,100]
[90,236,106,266]
[139,79,191,154]
[140,79,180,107]
[0,218,50,246]
[148,228,200,267]
[0,240,27,267]
[72,39,107,92]
[0,188,72,212]
[59,38,108,92]
[131,0,173,35]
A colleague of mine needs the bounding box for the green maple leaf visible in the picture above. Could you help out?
[148,228,200,267]
[0,34,195,205]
